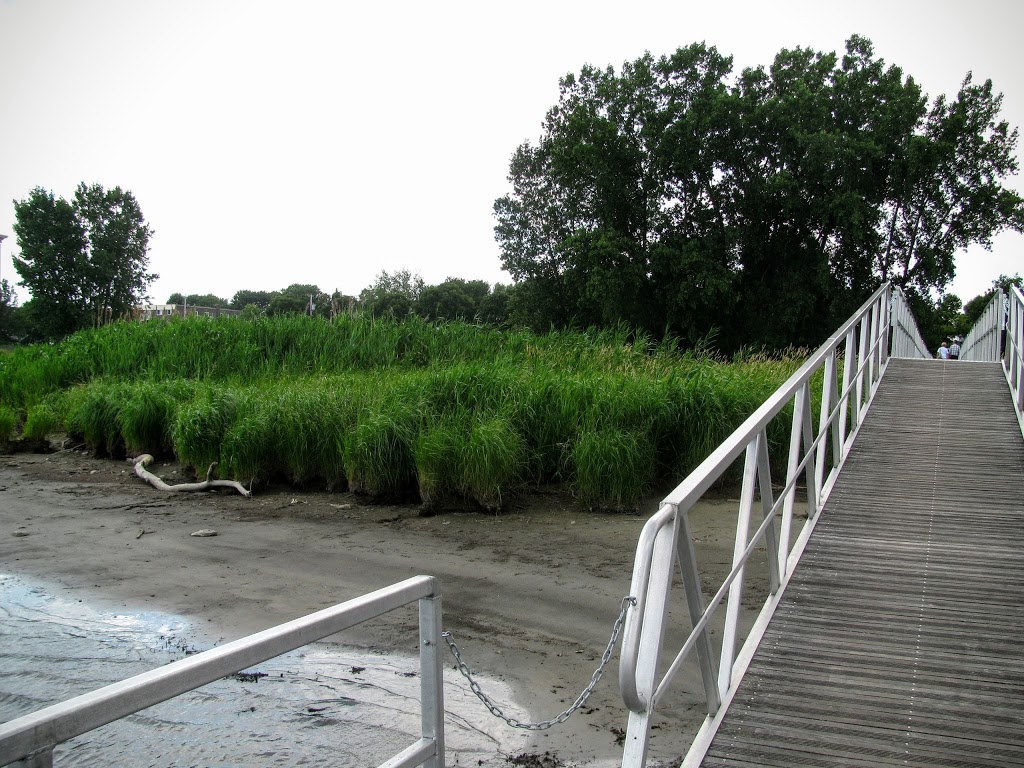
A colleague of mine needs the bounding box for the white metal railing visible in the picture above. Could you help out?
[618,284,929,768]
[0,576,445,768]
[961,289,1005,362]
[1001,285,1023,432]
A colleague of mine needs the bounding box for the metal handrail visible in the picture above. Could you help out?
[619,284,929,767]
[0,576,445,768]
[961,289,1005,362]
[1001,285,1024,433]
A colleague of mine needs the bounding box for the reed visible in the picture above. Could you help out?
[23,403,59,442]
[0,314,809,509]
[0,404,16,444]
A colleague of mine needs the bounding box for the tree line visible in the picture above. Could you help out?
[494,35,1024,352]
[3,35,1022,351]
[164,270,512,325]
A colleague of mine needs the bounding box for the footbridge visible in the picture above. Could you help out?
[619,284,1024,766]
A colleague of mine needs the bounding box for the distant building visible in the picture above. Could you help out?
[139,304,242,320]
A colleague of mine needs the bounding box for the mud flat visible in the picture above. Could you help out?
[1,450,762,766]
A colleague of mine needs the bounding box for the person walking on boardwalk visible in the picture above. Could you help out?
[937,341,950,359]
[949,338,961,360]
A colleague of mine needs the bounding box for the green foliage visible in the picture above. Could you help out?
[0,279,19,342]
[0,315,809,510]
[23,403,58,441]
[573,428,655,510]
[171,387,239,470]
[13,184,155,341]
[345,399,419,497]
[0,404,17,443]
[118,380,198,455]
[64,381,132,456]
[360,269,424,318]
[169,293,230,309]
[460,413,527,511]
[416,278,491,322]
[495,36,1024,353]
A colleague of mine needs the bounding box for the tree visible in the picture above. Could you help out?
[478,282,512,326]
[12,188,91,339]
[266,284,330,317]
[230,289,276,310]
[962,273,1023,327]
[495,37,1024,352]
[183,293,229,309]
[359,269,424,317]
[71,183,156,326]
[875,77,1024,296]
[13,184,155,339]
[416,278,490,321]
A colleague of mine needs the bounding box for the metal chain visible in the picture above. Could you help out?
[441,595,636,731]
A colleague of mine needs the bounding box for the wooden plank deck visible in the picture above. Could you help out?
[701,358,1024,768]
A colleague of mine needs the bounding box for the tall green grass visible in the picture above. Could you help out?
[0,404,17,445]
[0,314,810,510]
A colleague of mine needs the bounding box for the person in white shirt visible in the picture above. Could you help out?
[937,341,950,359]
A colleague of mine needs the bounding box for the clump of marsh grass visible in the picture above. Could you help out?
[459,412,527,512]
[64,381,132,457]
[0,404,17,446]
[171,386,240,471]
[572,427,655,511]
[118,380,199,456]
[345,401,419,498]
[23,403,59,442]
[414,414,466,509]
[219,394,278,486]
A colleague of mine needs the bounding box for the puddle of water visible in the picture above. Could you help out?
[0,574,529,766]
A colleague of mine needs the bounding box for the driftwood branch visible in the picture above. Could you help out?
[129,454,251,497]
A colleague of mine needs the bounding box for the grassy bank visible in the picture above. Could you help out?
[0,315,809,510]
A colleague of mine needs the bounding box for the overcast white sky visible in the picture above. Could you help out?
[1,0,1021,309]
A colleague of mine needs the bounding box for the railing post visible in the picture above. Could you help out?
[815,351,839,512]
[677,509,722,716]
[839,329,856,454]
[880,286,892,366]
[719,438,759,699]
[755,433,781,595]
[867,300,879,388]
[855,315,869,419]
[622,509,681,768]
[419,594,445,768]
[779,384,807,578]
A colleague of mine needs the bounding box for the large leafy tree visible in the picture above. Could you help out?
[266,283,331,317]
[13,184,156,339]
[359,269,425,318]
[416,278,490,321]
[495,36,1024,351]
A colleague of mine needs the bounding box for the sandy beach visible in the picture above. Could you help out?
[0,448,759,767]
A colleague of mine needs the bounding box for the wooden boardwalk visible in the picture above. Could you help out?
[701,358,1024,767]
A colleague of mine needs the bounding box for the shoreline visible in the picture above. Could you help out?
[1,449,757,766]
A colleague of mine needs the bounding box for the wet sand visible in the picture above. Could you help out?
[0,449,762,766]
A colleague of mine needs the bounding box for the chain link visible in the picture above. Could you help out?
[441,595,636,731]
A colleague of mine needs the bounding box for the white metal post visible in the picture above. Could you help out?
[779,385,806,578]
[814,351,838,511]
[755,433,781,595]
[718,439,758,698]
[622,512,681,768]
[419,595,445,768]
[677,509,722,716]
[839,330,856,454]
